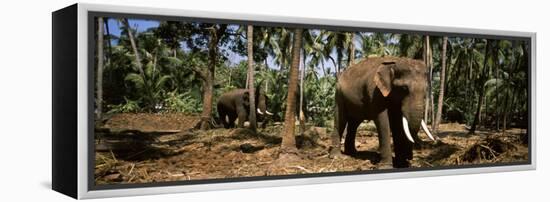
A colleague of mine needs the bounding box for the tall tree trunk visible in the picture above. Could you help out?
[123,18,153,109]
[470,40,491,133]
[228,68,232,86]
[434,36,448,131]
[96,17,104,120]
[280,53,286,71]
[349,33,355,66]
[502,91,510,133]
[423,36,433,123]
[264,59,269,92]
[503,46,519,133]
[104,18,112,62]
[104,18,113,83]
[247,25,257,133]
[336,48,342,74]
[430,88,435,126]
[495,55,500,131]
[321,60,327,77]
[245,71,249,89]
[200,25,226,130]
[122,19,144,77]
[281,28,302,153]
[299,48,306,135]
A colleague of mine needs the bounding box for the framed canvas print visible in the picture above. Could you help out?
[52,3,536,199]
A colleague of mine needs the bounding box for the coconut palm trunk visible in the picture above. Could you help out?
[96,17,104,120]
[122,19,144,77]
[199,25,226,130]
[423,36,433,123]
[434,36,448,132]
[281,28,302,153]
[349,33,355,66]
[470,40,491,133]
[247,25,257,132]
[299,48,306,135]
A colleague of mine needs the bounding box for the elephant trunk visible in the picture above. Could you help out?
[400,99,424,143]
[256,90,273,116]
[402,107,436,143]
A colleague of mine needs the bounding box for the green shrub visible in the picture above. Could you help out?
[163,91,201,113]
[107,97,141,113]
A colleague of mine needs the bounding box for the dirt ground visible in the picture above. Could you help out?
[94,113,529,185]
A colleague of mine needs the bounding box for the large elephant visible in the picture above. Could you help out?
[217,88,273,128]
[330,57,436,168]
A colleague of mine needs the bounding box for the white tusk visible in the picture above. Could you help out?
[257,108,264,115]
[421,119,436,141]
[265,110,274,115]
[402,117,415,143]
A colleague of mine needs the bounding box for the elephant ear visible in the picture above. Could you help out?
[374,62,395,97]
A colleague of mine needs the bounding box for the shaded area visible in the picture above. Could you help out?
[95,113,528,185]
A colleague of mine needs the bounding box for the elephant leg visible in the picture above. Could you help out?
[260,115,269,128]
[222,116,230,129]
[389,112,413,168]
[374,109,393,168]
[218,109,229,129]
[228,114,237,128]
[344,120,360,155]
[237,110,247,128]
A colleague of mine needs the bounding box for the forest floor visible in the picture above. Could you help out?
[94,113,529,185]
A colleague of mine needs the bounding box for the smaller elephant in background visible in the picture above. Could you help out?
[217,88,273,128]
[445,108,465,123]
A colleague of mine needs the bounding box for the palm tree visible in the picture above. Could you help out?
[122,19,145,77]
[500,41,524,131]
[434,36,448,131]
[324,30,351,74]
[247,25,257,132]
[307,31,329,76]
[348,32,356,66]
[297,29,319,134]
[281,28,302,153]
[470,39,493,133]
[122,19,168,111]
[359,32,398,58]
[96,17,104,120]
[199,24,228,130]
[257,27,276,92]
[124,61,172,111]
[398,34,424,59]
[271,28,293,70]
[423,36,433,123]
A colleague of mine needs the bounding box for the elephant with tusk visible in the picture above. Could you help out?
[217,88,273,129]
[257,108,273,115]
[330,57,437,168]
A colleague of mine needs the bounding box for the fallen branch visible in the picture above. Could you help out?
[109,150,118,163]
[288,166,312,173]
[127,163,135,176]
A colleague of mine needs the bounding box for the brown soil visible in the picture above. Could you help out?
[94,114,528,185]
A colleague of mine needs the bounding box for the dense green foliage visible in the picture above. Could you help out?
[96,18,529,131]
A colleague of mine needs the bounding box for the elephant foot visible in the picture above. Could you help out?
[376,162,393,170]
[343,147,357,155]
[392,158,411,168]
